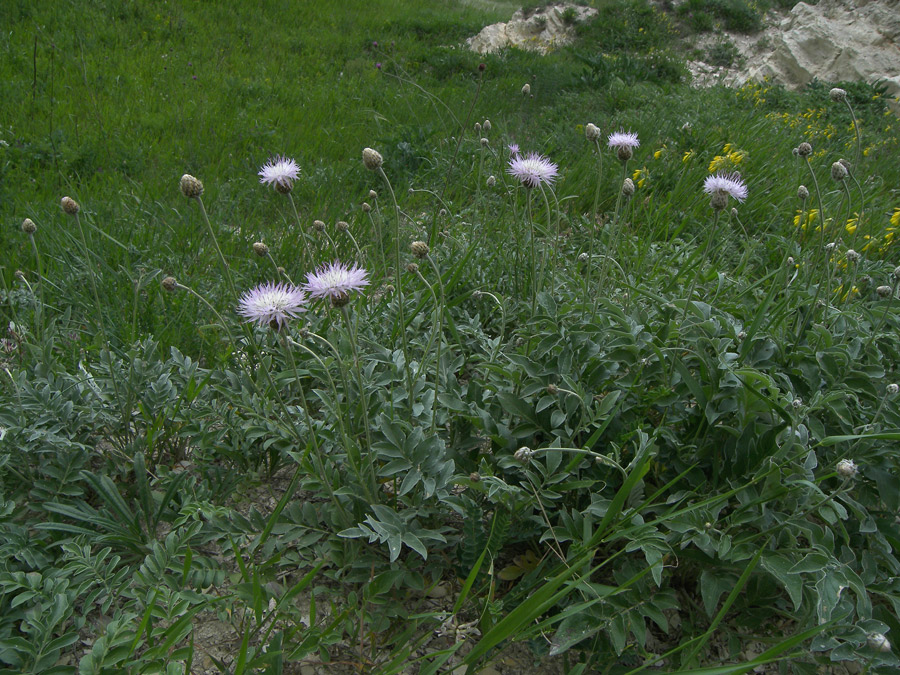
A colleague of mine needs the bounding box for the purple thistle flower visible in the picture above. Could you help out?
[607,131,640,151]
[237,282,307,330]
[304,260,370,304]
[507,151,559,189]
[508,143,520,156]
[258,155,300,192]
[703,172,748,203]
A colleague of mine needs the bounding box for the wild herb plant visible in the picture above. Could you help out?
[2,0,900,673]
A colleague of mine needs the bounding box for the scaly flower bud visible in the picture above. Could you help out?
[179,175,203,198]
[61,196,80,214]
[362,147,383,171]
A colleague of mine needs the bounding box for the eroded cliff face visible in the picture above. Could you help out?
[746,0,900,104]
[466,4,598,55]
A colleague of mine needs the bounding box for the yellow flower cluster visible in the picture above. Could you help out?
[632,166,649,188]
[858,209,899,256]
[708,143,747,173]
[793,209,819,232]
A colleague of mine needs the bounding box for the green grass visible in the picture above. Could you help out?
[2,0,900,673]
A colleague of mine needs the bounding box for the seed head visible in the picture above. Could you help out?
[514,446,534,462]
[60,196,80,215]
[798,185,809,201]
[622,177,635,198]
[797,142,812,158]
[336,220,349,232]
[836,458,858,479]
[406,262,419,274]
[161,276,179,292]
[252,242,269,257]
[867,633,891,653]
[313,219,326,232]
[521,83,531,96]
[831,161,848,182]
[179,175,203,198]
[585,123,601,142]
[21,218,36,234]
[362,147,383,171]
[829,87,847,102]
[362,202,371,213]
[410,240,429,258]
[887,383,899,395]
[330,291,350,308]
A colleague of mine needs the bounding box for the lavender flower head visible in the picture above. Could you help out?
[304,260,370,306]
[238,282,307,330]
[703,172,748,203]
[508,143,520,157]
[507,151,559,189]
[608,130,640,161]
[258,155,300,193]
[607,131,640,151]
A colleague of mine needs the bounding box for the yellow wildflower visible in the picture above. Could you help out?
[682,150,695,164]
[794,209,818,231]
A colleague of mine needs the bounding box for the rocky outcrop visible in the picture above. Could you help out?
[747,0,900,102]
[466,4,597,55]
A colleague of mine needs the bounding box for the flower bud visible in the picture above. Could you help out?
[362,202,371,213]
[547,384,559,395]
[831,161,848,182]
[792,398,802,409]
[797,142,812,158]
[21,218,36,234]
[578,252,589,263]
[336,220,349,232]
[521,83,531,96]
[829,87,847,102]
[787,257,794,266]
[483,119,491,132]
[616,145,633,162]
[514,446,534,462]
[362,147,383,171]
[486,175,496,187]
[61,196,80,214]
[874,285,891,297]
[410,240,429,258]
[887,383,899,395]
[369,189,377,199]
[585,123,601,142]
[474,122,482,133]
[867,633,891,652]
[622,177,635,198]
[480,137,489,147]
[179,175,203,198]
[846,249,860,263]
[406,262,419,274]
[836,459,858,479]
[469,472,481,482]
[894,266,900,281]
[313,219,326,232]
[471,290,482,300]
[798,185,809,201]
[161,276,179,292]
[252,242,269,257]
[14,270,24,280]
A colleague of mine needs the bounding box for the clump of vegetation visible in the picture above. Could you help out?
[1,0,899,673]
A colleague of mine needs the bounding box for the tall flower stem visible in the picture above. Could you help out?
[843,98,863,169]
[278,332,347,516]
[376,166,415,415]
[287,193,314,269]
[425,255,447,433]
[339,304,375,488]
[584,138,604,310]
[526,190,538,316]
[595,161,628,320]
[863,279,899,355]
[538,183,559,297]
[265,251,294,285]
[365,210,388,279]
[27,234,46,341]
[196,197,239,302]
[440,69,484,202]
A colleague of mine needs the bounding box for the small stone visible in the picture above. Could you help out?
[427,584,449,599]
